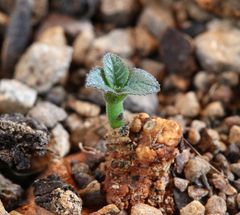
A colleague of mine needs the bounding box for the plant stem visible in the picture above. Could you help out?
[106,100,124,128]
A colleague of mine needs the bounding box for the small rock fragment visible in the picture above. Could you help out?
[139,5,174,39]
[184,156,210,182]
[86,29,134,67]
[80,180,106,208]
[175,92,200,117]
[28,101,67,128]
[211,174,237,196]
[0,79,37,114]
[0,113,50,172]
[0,174,23,211]
[195,21,240,73]
[174,177,189,192]
[51,0,99,17]
[66,98,100,117]
[176,149,191,174]
[230,163,240,177]
[202,101,225,118]
[71,162,94,189]
[187,128,201,145]
[229,125,240,146]
[1,0,32,77]
[90,204,120,215]
[33,175,82,215]
[37,26,66,46]
[220,71,239,87]
[131,203,163,215]
[134,27,158,57]
[99,0,140,27]
[15,42,72,93]
[193,71,215,91]
[180,200,205,215]
[51,124,70,157]
[125,94,159,115]
[0,200,8,215]
[196,0,240,18]
[205,195,227,215]
[73,27,95,64]
[46,86,66,106]
[187,186,208,200]
[160,29,196,76]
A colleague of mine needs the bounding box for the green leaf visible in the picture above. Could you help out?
[121,68,160,95]
[85,67,115,93]
[102,53,129,90]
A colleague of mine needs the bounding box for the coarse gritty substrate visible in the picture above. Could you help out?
[103,113,183,215]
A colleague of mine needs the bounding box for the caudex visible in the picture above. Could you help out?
[86,53,182,214]
[85,52,160,128]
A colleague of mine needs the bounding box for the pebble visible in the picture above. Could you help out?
[0,200,8,215]
[37,26,66,46]
[139,59,165,82]
[46,86,66,106]
[193,71,215,91]
[138,5,174,39]
[184,156,210,182]
[174,177,189,192]
[195,20,240,73]
[131,203,163,215]
[0,79,37,114]
[175,92,200,117]
[180,200,205,215]
[134,27,158,57]
[37,14,94,38]
[209,85,233,103]
[99,0,140,27]
[230,163,240,177]
[73,27,95,64]
[15,42,72,93]
[187,186,208,200]
[190,120,206,131]
[187,128,201,145]
[125,94,159,115]
[220,71,239,87]
[80,180,105,208]
[205,195,227,215]
[176,149,191,174]
[66,98,101,117]
[160,29,196,76]
[215,178,237,196]
[1,0,32,77]
[90,204,120,215]
[86,29,134,67]
[51,123,70,157]
[0,174,23,211]
[28,101,67,128]
[202,101,225,118]
[229,125,240,146]
[50,0,99,17]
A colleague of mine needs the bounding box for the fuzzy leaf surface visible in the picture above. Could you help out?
[121,68,160,95]
[85,67,115,93]
[103,53,129,90]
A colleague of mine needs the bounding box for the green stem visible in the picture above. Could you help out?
[106,100,124,128]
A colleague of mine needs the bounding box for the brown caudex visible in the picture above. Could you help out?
[103,113,182,214]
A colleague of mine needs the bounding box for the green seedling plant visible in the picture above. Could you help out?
[86,53,160,128]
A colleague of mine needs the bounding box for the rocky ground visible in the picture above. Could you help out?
[0,0,240,214]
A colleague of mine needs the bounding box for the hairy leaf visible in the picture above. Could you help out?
[85,67,115,93]
[103,53,129,90]
[121,68,160,95]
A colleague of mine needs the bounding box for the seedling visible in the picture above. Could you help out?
[86,53,160,128]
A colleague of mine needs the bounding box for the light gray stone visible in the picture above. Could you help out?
[0,79,37,114]
[28,101,67,128]
[15,42,72,93]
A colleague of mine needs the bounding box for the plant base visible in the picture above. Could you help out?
[103,113,183,214]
